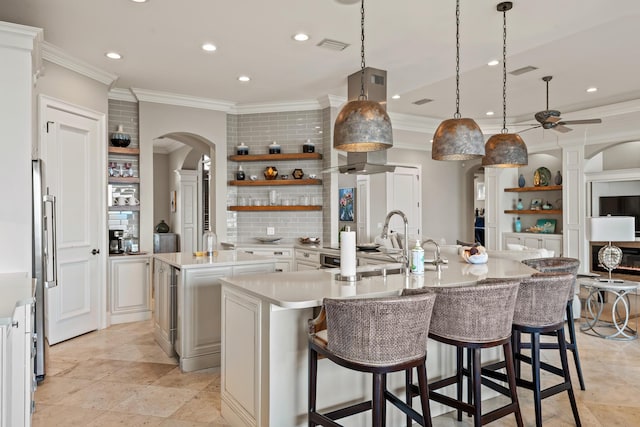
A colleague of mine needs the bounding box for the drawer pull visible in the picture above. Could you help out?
[303,253,310,258]
[274,251,284,255]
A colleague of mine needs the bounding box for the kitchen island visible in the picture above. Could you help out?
[153,251,275,372]
[220,257,536,427]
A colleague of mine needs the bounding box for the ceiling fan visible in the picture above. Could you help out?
[530,76,602,133]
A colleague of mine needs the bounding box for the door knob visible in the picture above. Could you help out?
[91,249,100,255]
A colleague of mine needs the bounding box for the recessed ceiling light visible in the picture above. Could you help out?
[391,94,400,100]
[586,87,598,93]
[486,111,494,116]
[130,0,148,3]
[293,33,310,42]
[105,52,122,60]
[238,75,250,82]
[488,59,499,66]
[202,43,217,52]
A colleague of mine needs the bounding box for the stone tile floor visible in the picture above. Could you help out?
[34,317,640,426]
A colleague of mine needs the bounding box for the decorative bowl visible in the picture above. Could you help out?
[264,166,278,180]
[299,237,320,244]
[292,168,304,179]
[461,252,488,264]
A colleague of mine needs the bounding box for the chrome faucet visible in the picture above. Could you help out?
[422,239,443,265]
[381,210,410,274]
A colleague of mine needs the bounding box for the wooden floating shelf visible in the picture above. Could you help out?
[228,153,322,162]
[108,146,140,155]
[229,179,322,186]
[504,185,562,192]
[109,205,140,211]
[228,205,322,212]
[504,209,562,215]
[109,177,140,184]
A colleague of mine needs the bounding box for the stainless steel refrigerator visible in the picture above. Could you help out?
[32,159,58,382]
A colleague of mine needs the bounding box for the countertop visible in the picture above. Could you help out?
[220,257,537,309]
[153,250,275,269]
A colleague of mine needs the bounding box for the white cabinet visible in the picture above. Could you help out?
[503,232,562,256]
[153,259,176,357]
[109,256,151,325]
[239,246,293,273]
[1,273,35,427]
[294,248,320,271]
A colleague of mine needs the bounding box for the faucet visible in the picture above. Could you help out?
[422,239,443,265]
[381,210,410,274]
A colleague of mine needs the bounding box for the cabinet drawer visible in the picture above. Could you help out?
[295,249,320,264]
[238,247,293,258]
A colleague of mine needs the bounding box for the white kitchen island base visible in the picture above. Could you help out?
[221,260,534,427]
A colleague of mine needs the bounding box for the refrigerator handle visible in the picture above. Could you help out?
[44,193,58,288]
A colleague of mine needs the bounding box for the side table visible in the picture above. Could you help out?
[579,278,639,340]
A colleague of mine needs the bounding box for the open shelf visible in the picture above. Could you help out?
[228,205,322,212]
[109,205,140,212]
[228,153,322,162]
[504,209,562,215]
[504,185,562,192]
[108,146,140,155]
[109,177,140,184]
[229,178,321,186]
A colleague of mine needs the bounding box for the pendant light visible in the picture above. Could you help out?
[432,0,484,161]
[482,2,528,168]
[333,0,393,152]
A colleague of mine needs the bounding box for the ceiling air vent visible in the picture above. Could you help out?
[509,65,538,76]
[317,38,350,51]
[412,98,433,106]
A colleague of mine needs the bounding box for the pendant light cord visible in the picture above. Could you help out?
[501,6,508,133]
[359,0,366,100]
[454,0,461,118]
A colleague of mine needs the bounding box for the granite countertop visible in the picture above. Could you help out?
[220,257,537,309]
[153,250,275,269]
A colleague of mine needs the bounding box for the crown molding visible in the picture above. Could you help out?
[130,87,235,112]
[318,94,345,109]
[389,112,440,134]
[231,99,322,115]
[0,21,42,50]
[108,88,137,102]
[41,42,118,87]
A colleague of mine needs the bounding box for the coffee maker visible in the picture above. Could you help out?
[109,230,125,254]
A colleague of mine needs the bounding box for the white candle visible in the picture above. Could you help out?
[340,231,357,277]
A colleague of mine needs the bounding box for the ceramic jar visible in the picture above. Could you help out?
[236,142,249,155]
[303,139,315,153]
[236,165,245,180]
[264,166,278,180]
[110,124,131,148]
[268,141,281,154]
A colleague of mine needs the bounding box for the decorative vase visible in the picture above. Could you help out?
[155,220,170,233]
[555,170,563,185]
[518,173,525,188]
[264,166,278,180]
[514,217,522,233]
[236,165,245,180]
[110,124,131,148]
[516,198,523,210]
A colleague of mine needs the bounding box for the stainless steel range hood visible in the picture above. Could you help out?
[327,67,414,175]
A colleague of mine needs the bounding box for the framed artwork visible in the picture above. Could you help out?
[530,198,542,210]
[536,218,557,234]
[339,188,355,222]
[170,191,177,212]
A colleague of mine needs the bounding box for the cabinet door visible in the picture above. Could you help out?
[542,235,562,257]
[110,257,151,322]
[523,236,543,249]
[153,260,175,357]
[296,261,319,271]
[503,234,522,248]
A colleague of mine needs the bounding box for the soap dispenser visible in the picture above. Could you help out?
[410,239,425,275]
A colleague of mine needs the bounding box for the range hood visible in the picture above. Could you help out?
[327,67,415,175]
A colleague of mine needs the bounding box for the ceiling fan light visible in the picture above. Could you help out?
[333,99,393,152]
[432,118,485,160]
[482,133,528,168]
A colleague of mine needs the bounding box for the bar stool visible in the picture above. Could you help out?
[308,292,436,427]
[408,280,523,427]
[482,272,582,427]
[521,257,585,390]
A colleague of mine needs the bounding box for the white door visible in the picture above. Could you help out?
[387,167,421,239]
[41,99,103,345]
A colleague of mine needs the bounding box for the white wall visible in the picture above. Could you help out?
[153,153,170,228]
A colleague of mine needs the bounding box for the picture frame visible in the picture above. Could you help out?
[530,198,542,210]
[476,182,486,201]
[338,188,355,222]
[170,190,177,212]
[536,218,557,234]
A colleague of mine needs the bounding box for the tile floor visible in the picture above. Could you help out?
[34,314,640,426]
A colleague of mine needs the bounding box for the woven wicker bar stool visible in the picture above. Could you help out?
[411,280,523,427]
[482,272,581,427]
[308,292,436,427]
[521,257,585,390]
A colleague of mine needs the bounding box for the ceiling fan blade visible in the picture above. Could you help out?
[557,118,602,125]
[545,116,562,124]
[553,125,572,133]
[517,125,541,134]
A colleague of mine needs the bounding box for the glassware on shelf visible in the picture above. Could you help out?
[108,161,118,177]
[203,228,218,256]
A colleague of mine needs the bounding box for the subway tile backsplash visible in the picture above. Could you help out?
[227,110,325,243]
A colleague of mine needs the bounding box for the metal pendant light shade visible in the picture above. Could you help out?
[482,132,528,167]
[482,1,528,168]
[432,0,484,161]
[333,0,393,153]
[334,99,393,152]
[432,117,485,160]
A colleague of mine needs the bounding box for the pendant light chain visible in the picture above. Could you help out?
[359,0,366,100]
[501,7,508,133]
[454,0,461,118]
